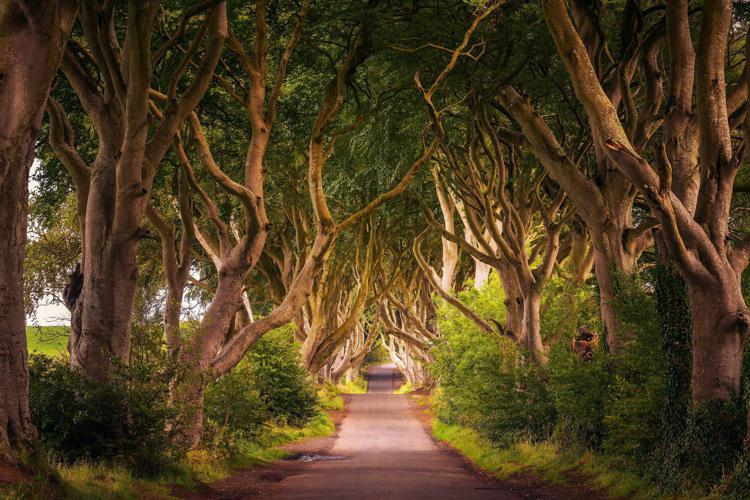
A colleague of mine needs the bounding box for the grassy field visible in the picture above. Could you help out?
[26,325,70,357]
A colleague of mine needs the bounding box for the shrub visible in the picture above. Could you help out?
[203,324,318,452]
[430,274,556,445]
[717,456,750,499]
[540,276,599,344]
[246,325,318,426]
[28,354,179,475]
[548,342,612,450]
[203,364,271,450]
[602,270,666,460]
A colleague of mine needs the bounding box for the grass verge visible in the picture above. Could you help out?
[418,395,669,499]
[187,411,336,483]
[2,388,341,499]
[393,382,414,395]
[337,377,368,394]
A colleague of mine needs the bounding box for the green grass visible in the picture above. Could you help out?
[394,382,414,394]
[26,326,69,357]
[431,420,665,498]
[188,411,337,483]
[1,461,181,500]
[338,377,368,394]
[318,383,345,410]
[418,393,669,500]
[3,392,340,499]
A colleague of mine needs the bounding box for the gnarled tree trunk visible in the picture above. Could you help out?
[0,0,79,458]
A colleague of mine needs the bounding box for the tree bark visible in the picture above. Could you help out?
[0,0,79,458]
[496,261,523,341]
[522,289,545,365]
[687,276,747,402]
[52,1,227,382]
[0,144,35,459]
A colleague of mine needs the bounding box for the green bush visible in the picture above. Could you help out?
[203,364,271,450]
[430,274,556,445]
[426,267,750,495]
[602,270,666,460]
[29,354,179,475]
[246,325,318,426]
[540,276,599,344]
[548,343,612,450]
[717,456,750,499]
[203,325,318,452]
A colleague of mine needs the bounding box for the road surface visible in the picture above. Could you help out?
[266,364,521,499]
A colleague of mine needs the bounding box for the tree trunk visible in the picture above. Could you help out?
[164,287,184,356]
[171,367,206,448]
[687,278,748,403]
[74,218,139,380]
[496,262,523,340]
[592,241,637,352]
[0,145,35,459]
[0,0,79,458]
[522,289,546,365]
[70,157,139,379]
[474,260,491,289]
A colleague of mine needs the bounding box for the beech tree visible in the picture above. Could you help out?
[417,102,570,364]
[48,0,227,381]
[537,0,750,405]
[481,1,674,350]
[0,0,80,459]
[300,222,382,374]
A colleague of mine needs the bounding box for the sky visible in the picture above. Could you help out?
[30,302,71,326]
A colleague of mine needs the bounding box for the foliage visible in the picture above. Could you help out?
[338,377,368,394]
[540,276,599,343]
[204,325,318,454]
[430,267,750,496]
[245,325,319,426]
[430,274,556,445]
[24,192,80,321]
[317,383,345,411]
[601,271,667,461]
[547,344,612,450]
[364,341,391,365]
[28,355,180,476]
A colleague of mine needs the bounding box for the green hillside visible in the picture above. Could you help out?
[26,326,70,357]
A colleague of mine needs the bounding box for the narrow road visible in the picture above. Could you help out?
[266,364,521,499]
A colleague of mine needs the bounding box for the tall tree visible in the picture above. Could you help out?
[0,0,80,459]
[541,0,750,404]
[492,1,663,351]
[48,1,226,381]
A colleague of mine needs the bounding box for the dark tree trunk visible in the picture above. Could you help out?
[0,144,35,459]
[497,262,523,341]
[687,278,748,403]
[592,239,638,353]
[0,0,79,458]
[522,289,546,365]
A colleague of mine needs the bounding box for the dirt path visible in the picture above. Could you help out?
[177,365,606,499]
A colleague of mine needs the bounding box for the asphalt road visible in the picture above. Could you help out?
[267,364,521,499]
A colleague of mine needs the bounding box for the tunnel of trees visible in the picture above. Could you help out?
[2,0,750,497]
